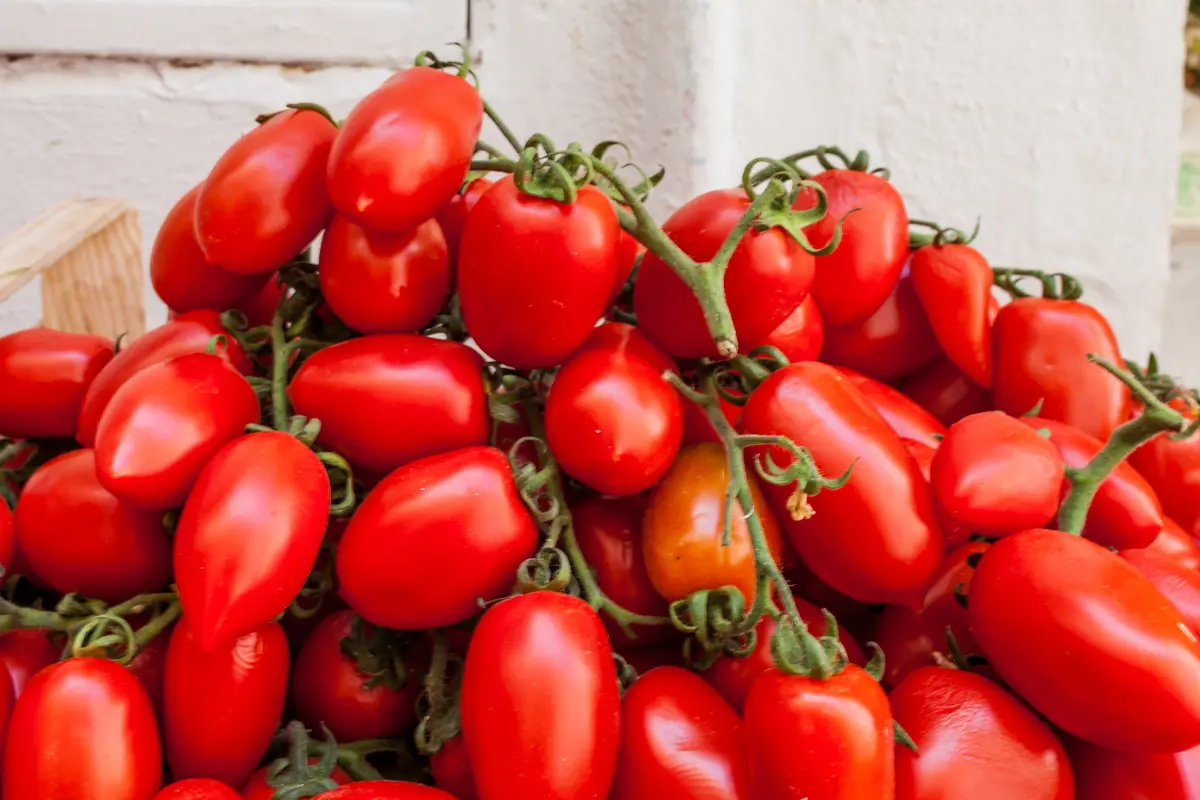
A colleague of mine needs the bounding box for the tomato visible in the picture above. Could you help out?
[1120,548,1200,632]
[0,328,114,439]
[741,362,941,605]
[328,67,482,234]
[94,353,259,510]
[680,390,742,447]
[746,294,824,362]
[435,176,493,286]
[613,226,644,303]
[163,620,288,787]
[786,556,877,641]
[240,760,351,800]
[0,629,60,697]
[0,497,13,571]
[0,674,11,772]
[871,542,988,688]
[1019,417,1162,549]
[337,446,536,629]
[634,188,816,359]
[903,439,973,548]
[288,335,488,476]
[127,623,171,720]
[1067,737,1200,799]
[153,779,241,800]
[910,242,993,388]
[430,735,478,800]
[612,666,752,799]
[704,599,865,713]
[992,297,1130,441]
[459,178,620,369]
[313,784,458,799]
[577,322,677,376]
[970,528,1200,752]
[573,495,668,644]
[77,310,251,446]
[545,343,683,496]
[151,185,267,314]
[291,610,419,741]
[1136,515,1200,571]
[318,214,449,334]
[821,270,940,383]
[839,367,945,447]
[1130,406,1200,538]
[16,449,170,602]
[461,592,619,800]
[745,665,893,799]
[175,432,330,650]
[891,667,1073,800]
[900,357,993,426]
[618,643,686,674]
[931,411,1061,535]
[235,276,285,328]
[196,108,336,274]
[642,443,784,606]
[3,658,161,800]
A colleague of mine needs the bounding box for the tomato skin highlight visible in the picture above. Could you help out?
[94,353,260,510]
[77,310,251,446]
[641,443,784,607]
[196,108,336,274]
[746,293,824,362]
[891,667,1074,800]
[153,779,241,800]
[174,432,330,650]
[1067,737,1200,800]
[3,658,162,800]
[745,665,894,799]
[288,334,488,476]
[461,592,620,800]
[611,666,752,800]
[318,214,449,334]
[840,367,945,447]
[0,328,114,439]
[910,242,994,388]
[163,620,288,787]
[1135,515,1200,571]
[992,297,1130,441]
[741,362,941,605]
[546,344,683,497]
[1120,548,1200,633]
[900,357,993,426]
[970,528,1200,752]
[337,446,536,630]
[328,67,482,234]
[459,178,621,369]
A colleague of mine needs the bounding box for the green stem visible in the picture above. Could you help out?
[482,100,523,154]
[469,158,516,174]
[132,600,181,649]
[270,314,291,431]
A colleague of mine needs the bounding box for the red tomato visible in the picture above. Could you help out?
[746,294,825,362]
[0,499,12,572]
[1135,515,1200,571]
[153,779,240,800]
[910,243,993,388]
[1131,406,1200,538]
[1068,737,1200,800]
[163,620,287,787]
[151,185,267,313]
[291,610,419,741]
[546,343,683,496]
[1121,548,1200,632]
[612,666,752,799]
[94,353,259,510]
[839,367,946,447]
[800,168,908,326]
[634,188,816,359]
[821,270,940,383]
[461,592,619,800]
[931,411,1061,535]
[240,760,351,800]
[577,322,677,376]
[642,443,784,607]
[16,450,170,602]
[318,215,449,334]
[435,176,493,286]
[0,675,11,774]
[328,67,482,234]
[970,528,1200,752]
[618,643,686,674]
[0,629,59,698]
[127,624,171,721]
[892,667,1073,800]
[313,784,458,799]
[77,310,251,446]
[1019,417,1162,549]
[741,362,941,605]
[613,226,644,303]
[745,665,894,799]
[704,601,865,713]
[992,297,1130,441]
[459,178,621,369]
[196,108,336,274]
[337,446,536,629]
[0,329,114,439]
[679,391,742,447]
[786,556,878,642]
[175,432,330,650]
[3,658,161,799]
[430,735,478,800]
[288,335,488,476]
[573,495,667,644]
[871,542,988,688]
[235,276,285,329]
[900,357,993,426]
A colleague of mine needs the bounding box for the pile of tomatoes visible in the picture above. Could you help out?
[2,46,1200,800]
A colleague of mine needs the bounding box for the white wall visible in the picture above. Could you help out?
[0,0,1191,378]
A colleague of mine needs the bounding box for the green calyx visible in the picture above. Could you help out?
[512,138,595,204]
[992,267,1084,301]
[339,616,409,693]
[740,157,851,257]
[908,218,981,249]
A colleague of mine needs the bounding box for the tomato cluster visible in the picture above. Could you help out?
[1,47,1199,800]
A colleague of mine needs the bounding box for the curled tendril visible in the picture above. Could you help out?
[751,439,854,495]
[316,451,357,517]
[71,613,136,664]
[908,218,982,248]
[513,139,596,205]
[668,586,753,657]
[992,267,1084,301]
[289,547,335,620]
[745,345,791,372]
[590,141,665,205]
[741,157,804,203]
[517,546,573,594]
[414,43,475,82]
